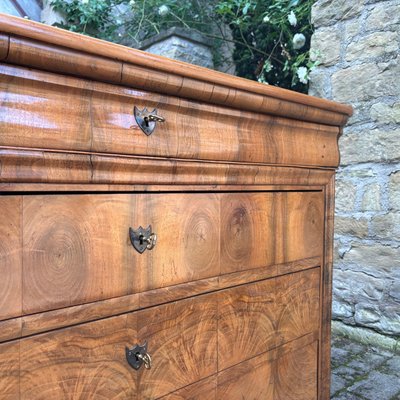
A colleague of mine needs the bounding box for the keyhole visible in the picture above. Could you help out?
[139,234,144,245]
[144,117,149,127]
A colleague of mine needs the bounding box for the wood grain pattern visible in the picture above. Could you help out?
[23,194,134,314]
[0,14,353,126]
[319,175,336,400]
[218,276,276,370]
[217,334,318,400]
[275,268,320,346]
[0,65,92,152]
[221,192,324,274]
[0,257,319,344]
[0,33,9,60]
[0,64,341,167]
[0,196,22,320]
[21,193,220,315]
[0,148,335,186]
[218,268,320,370]
[274,341,318,400]
[0,341,19,400]
[8,37,122,83]
[21,294,139,338]
[19,314,138,400]
[137,295,218,399]
[217,348,275,400]
[159,376,216,400]
[134,194,220,292]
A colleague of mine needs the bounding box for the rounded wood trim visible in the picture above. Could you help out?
[0,14,352,126]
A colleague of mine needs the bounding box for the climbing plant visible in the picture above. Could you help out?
[50,0,317,93]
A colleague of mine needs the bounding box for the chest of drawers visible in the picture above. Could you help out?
[0,13,352,400]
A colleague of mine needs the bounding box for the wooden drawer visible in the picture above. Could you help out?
[0,269,318,399]
[0,294,217,400]
[217,336,318,400]
[0,64,340,167]
[0,191,322,320]
[218,268,320,370]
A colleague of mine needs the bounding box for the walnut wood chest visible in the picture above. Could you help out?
[0,13,352,400]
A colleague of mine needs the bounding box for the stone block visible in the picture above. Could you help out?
[339,129,400,165]
[334,216,368,238]
[370,213,400,240]
[389,281,400,301]
[340,243,400,278]
[332,300,354,319]
[333,269,385,303]
[140,27,214,69]
[335,180,357,211]
[354,303,380,324]
[361,183,381,211]
[366,2,400,31]
[370,102,400,124]
[344,19,361,42]
[346,31,398,62]
[312,0,364,28]
[308,70,331,98]
[389,170,400,211]
[332,57,400,102]
[311,26,341,66]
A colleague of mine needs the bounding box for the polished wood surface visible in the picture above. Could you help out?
[159,376,216,400]
[0,13,347,399]
[137,296,218,399]
[221,192,323,273]
[1,191,321,320]
[218,268,320,370]
[0,196,22,321]
[0,148,335,186]
[0,33,8,60]
[0,258,320,344]
[217,334,318,400]
[20,314,138,400]
[0,341,19,399]
[0,15,352,127]
[0,64,341,167]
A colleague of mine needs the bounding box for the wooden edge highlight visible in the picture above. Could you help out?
[0,33,9,60]
[0,257,320,343]
[0,13,353,125]
[0,149,335,187]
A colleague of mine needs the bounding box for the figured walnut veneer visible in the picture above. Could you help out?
[0,13,351,400]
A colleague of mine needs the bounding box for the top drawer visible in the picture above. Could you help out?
[0,64,340,167]
[0,191,323,320]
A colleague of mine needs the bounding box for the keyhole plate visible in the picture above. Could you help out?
[134,106,157,136]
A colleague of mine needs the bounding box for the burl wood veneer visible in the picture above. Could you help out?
[0,13,352,400]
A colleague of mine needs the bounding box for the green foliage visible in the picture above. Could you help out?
[50,0,317,93]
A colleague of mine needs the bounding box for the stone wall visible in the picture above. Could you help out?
[309,0,400,336]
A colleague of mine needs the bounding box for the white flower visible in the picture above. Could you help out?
[158,5,169,16]
[263,14,270,23]
[81,0,89,4]
[129,0,136,5]
[288,10,297,26]
[292,33,306,49]
[297,66,308,84]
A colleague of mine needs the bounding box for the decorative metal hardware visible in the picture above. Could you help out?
[133,106,165,136]
[129,225,157,254]
[126,342,152,370]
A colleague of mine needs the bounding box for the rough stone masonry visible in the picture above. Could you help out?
[309,0,400,336]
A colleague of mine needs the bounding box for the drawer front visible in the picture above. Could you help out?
[0,64,340,167]
[217,338,318,400]
[22,193,219,315]
[221,191,324,273]
[0,191,322,320]
[4,294,217,400]
[218,268,320,370]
